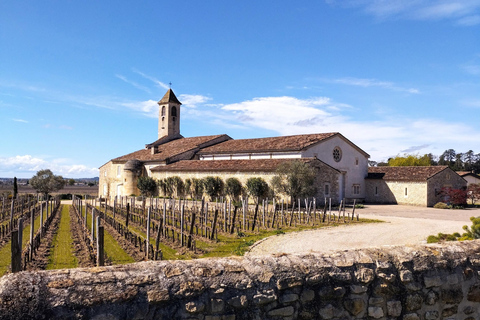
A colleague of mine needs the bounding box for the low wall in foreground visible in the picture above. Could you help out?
[2,241,480,319]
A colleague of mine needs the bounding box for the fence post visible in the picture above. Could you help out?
[10,199,15,230]
[29,208,34,261]
[11,230,21,272]
[146,207,151,259]
[91,208,96,241]
[96,216,104,266]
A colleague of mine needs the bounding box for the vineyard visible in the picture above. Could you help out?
[0,194,368,277]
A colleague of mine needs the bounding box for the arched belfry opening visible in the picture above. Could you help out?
[157,89,182,139]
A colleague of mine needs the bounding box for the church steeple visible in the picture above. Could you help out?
[158,89,182,139]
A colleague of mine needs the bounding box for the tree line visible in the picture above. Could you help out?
[369,149,480,173]
[137,160,317,204]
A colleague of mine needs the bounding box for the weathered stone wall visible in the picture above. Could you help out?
[427,169,468,207]
[2,241,480,319]
[365,180,428,206]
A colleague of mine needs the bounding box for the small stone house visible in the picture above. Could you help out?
[365,166,467,207]
[457,171,480,186]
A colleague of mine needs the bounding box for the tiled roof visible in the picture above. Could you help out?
[151,158,334,173]
[197,132,339,155]
[457,171,480,178]
[112,135,228,163]
[367,166,450,181]
[158,89,181,105]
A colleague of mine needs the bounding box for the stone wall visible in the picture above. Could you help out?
[365,180,428,206]
[2,241,480,319]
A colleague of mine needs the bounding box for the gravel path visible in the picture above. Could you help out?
[247,205,480,256]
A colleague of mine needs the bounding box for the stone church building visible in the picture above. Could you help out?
[99,89,466,206]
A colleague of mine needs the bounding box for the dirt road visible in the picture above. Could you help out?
[247,204,480,256]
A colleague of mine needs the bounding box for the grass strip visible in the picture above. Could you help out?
[84,206,135,265]
[0,208,43,276]
[46,205,78,270]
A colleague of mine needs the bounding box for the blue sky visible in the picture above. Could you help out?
[1,1,479,178]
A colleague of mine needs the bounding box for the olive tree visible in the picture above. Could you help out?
[137,176,157,197]
[271,160,317,203]
[202,176,224,201]
[225,177,242,203]
[245,177,269,204]
[30,169,66,198]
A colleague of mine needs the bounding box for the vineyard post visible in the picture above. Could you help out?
[146,207,151,259]
[188,208,196,248]
[242,198,246,231]
[11,230,21,273]
[113,197,116,220]
[10,199,14,230]
[162,202,166,236]
[251,203,259,232]
[126,203,130,228]
[223,201,227,232]
[262,199,265,227]
[39,202,44,237]
[230,206,238,234]
[351,199,356,220]
[96,216,104,266]
[180,204,184,247]
[210,209,219,240]
[91,208,96,241]
[18,217,23,248]
[29,208,34,260]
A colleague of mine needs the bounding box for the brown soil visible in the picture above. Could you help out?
[69,206,95,268]
[25,207,62,271]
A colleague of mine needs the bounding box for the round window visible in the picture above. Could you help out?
[333,147,342,162]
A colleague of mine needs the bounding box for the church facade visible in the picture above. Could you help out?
[99,89,466,206]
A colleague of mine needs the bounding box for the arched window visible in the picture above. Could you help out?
[171,106,177,117]
[161,106,165,116]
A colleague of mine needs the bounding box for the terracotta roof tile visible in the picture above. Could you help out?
[112,135,228,163]
[198,132,339,155]
[151,158,332,173]
[367,166,449,181]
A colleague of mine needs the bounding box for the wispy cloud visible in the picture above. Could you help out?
[12,118,28,123]
[0,155,99,178]
[132,69,170,90]
[179,94,212,108]
[121,100,158,118]
[330,0,480,26]
[325,77,420,93]
[115,74,151,93]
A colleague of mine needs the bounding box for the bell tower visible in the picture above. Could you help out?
[158,89,182,139]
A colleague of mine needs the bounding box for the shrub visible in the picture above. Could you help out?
[433,202,450,209]
[427,235,439,243]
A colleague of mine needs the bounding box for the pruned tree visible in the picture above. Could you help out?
[191,178,204,200]
[184,178,192,199]
[271,160,316,203]
[225,177,242,203]
[166,176,184,198]
[137,176,157,197]
[202,176,224,201]
[30,169,66,198]
[246,177,269,204]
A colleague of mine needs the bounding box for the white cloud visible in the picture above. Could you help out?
[0,155,98,178]
[121,100,158,118]
[326,77,420,93]
[331,0,480,25]
[179,94,212,108]
[213,95,480,162]
[12,118,28,123]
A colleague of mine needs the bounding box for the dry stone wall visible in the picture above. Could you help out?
[2,241,480,319]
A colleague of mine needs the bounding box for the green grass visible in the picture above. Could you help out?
[0,207,44,276]
[85,206,135,264]
[46,205,78,270]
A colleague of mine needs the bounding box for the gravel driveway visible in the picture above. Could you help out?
[247,204,480,256]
